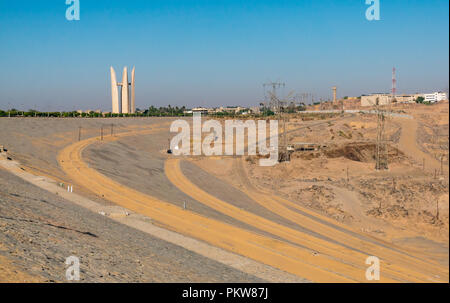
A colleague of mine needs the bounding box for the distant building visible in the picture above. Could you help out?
[423,92,448,103]
[361,92,448,106]
[191,107,209,115]
[214,106,248,114]
[393,94,418,103]
[250,106,261,114]
[361,94,391,107]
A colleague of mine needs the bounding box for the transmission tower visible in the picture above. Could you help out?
[392,67,396,97]
[263,81,285,111]
[263,81,292,162]
[375,98,389,170]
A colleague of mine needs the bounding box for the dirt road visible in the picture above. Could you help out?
[59,127,357,282]
[232,158,448,278]
[57,122,447,283]
[397,118,442,172]
[166,158,447,282]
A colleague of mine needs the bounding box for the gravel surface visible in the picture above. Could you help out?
[0,168,264,282]
[83,132,268,236]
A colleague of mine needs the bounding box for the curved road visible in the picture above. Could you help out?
[59,126,355,282]
[396,118,443,172]
[57,121,448,282]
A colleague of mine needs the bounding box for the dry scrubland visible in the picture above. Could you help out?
[201,103,449,254]
[0,103,448,282]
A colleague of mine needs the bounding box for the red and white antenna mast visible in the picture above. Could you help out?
[392,67,396,96]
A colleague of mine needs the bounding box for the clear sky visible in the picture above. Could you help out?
[0,0,448,111]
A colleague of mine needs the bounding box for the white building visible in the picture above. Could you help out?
[423,92,448,103]
[191,107,209,115]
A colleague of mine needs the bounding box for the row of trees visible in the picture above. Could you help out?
[143,105,187,116]
[1,104,310,118]
[0,109,111,118]
[0,106,190,118]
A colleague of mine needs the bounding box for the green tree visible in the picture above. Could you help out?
[415,96,425,103]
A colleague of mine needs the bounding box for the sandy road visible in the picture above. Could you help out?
[396,118,443,172]
[59,126,358,282]
[58,121,447,282]
[232,157,448,280]
[166,158,447,282]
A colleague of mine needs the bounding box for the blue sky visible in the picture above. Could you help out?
[0,0,448,111]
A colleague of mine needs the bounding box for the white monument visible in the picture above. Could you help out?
[111,66,135,114]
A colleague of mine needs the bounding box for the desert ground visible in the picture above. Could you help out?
[0,102,448,282]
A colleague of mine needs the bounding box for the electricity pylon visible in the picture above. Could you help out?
[375,98,389,170]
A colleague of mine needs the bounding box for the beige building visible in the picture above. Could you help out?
[393,95,417,103]
[361,92,444,106]
[216,106,246,114]
[361,94,392,107]
[361,94,420,106]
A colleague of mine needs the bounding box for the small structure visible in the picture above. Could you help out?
[332,86,337,103]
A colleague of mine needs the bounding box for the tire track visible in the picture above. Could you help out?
[166,158,444,282]
[231,157,448,281]
[58,128,358,283]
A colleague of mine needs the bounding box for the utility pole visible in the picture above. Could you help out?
[346,166,349,186]
[101,126,103,141]
[78,127,82,141]
[436,199,440,221]
[375,98,388,170]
